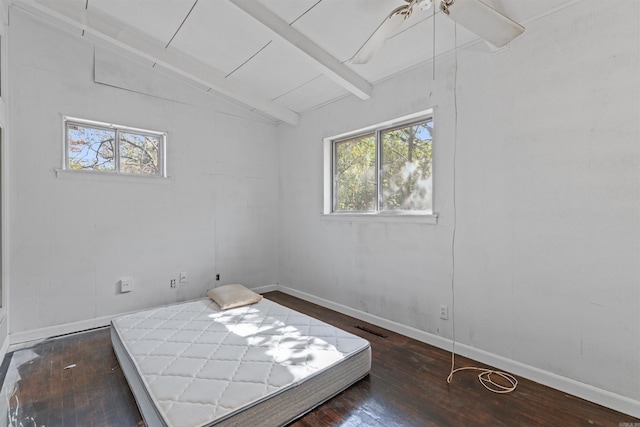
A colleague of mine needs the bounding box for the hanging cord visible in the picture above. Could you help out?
[432,0,436,80]
[445,22,517,395]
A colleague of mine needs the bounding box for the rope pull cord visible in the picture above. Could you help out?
[445,20,518,396]
[447,365,518,393]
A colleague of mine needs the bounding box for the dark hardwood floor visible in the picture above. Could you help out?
[1,291,637,426]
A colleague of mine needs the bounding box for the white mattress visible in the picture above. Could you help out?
[111,297,371,427]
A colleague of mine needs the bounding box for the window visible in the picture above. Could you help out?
[328,112,433,215]
[64,117,166,177]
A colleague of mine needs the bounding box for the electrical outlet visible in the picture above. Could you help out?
[120,278,132,293]
[180,272,188,283]
[440,305,449,320]
[170,278,177,288]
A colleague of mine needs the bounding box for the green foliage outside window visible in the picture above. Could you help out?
[381,121,433,211]
[335,134,376,211]
[333,118,433,213]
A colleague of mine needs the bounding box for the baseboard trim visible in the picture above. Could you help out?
[253,284,278,294]
[7,285,281,350]
[8,313,120,350]
[276,285,640,419]
[0,334,8,362]
[277,285,452,349]
[454,342,640,419]
[0,309,8,360]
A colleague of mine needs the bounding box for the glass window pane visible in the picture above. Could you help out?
[119,132,160,175]
[380,120,433,212]
[67,124,116,172]
[334,134,376,211]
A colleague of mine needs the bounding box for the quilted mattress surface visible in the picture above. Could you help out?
[111,297,370,427]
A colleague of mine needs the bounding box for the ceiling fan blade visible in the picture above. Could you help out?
[440,0,524,47]
[351,5,411,65]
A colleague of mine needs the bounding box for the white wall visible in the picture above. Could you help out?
[7,8,279,335]
[0,2,10,356]
[277,0,640,413]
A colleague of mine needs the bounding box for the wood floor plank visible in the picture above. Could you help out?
[0,291,637,426]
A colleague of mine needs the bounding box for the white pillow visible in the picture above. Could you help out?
[207,284,263,310]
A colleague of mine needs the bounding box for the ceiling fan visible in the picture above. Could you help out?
[350,0,525,65]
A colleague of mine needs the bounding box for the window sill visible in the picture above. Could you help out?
[321,212,438,224]
[55,169,173,184]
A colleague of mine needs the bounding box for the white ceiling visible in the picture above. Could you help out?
[16,0,577,125]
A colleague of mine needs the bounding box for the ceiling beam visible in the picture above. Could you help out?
[228,0,373,100]
[12,0,300,126]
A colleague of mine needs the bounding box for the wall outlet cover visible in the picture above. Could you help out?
[439,305,449,320]
[120,278,132,293]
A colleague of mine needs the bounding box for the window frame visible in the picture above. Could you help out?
[324,110,436,220]
[63,116,167,178]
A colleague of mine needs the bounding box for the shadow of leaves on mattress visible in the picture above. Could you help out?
[204,303,348,388]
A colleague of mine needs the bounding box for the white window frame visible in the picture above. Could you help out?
[323,109,437,223]
[63,116,167,178]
